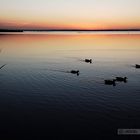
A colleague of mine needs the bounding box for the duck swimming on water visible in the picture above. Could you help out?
[85,59,92,63]
[115,77,127,82]
[70,70,79,76]
[104,79,116,86]
[135,64,140,68]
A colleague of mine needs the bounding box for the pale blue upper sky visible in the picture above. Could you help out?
[0,0,140,29]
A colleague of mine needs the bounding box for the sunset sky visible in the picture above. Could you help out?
[0,0,140,30]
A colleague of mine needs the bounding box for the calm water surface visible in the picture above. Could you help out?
[0,32,140,139]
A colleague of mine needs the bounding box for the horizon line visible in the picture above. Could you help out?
[0,28,140,32]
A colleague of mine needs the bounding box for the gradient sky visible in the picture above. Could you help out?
[0,0,140,30]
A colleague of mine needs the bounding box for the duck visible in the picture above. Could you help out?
[85,59,92,63]
[115,77,127,82]
[135,64,140,68]
[70,70,80,76]
[104,79,116,86]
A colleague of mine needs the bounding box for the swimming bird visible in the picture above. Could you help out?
[0,64,6,70]
[135,64,140,68]
[115,77,127,82]
[104,79,116,86]
[70,70,80,76]
[85,59,92,63]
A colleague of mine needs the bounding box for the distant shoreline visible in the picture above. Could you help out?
[0,29,140,32]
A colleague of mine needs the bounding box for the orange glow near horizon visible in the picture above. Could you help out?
[1,19,140,30]
[0,0,140,30]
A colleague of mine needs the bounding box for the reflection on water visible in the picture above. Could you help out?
[0,32,140,138]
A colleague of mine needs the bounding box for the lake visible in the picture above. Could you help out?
[0,32,140,139]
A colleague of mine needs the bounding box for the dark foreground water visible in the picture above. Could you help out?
[0,32,140,139]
